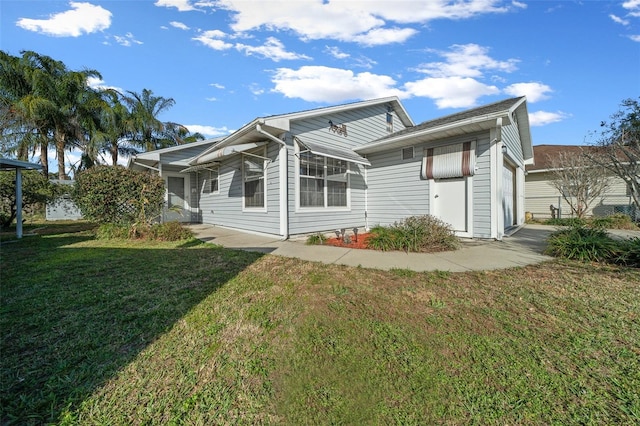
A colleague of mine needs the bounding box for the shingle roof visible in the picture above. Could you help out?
[375,96,525,142]
[527,144,588,172]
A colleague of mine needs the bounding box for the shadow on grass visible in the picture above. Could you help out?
[0,230,263,425]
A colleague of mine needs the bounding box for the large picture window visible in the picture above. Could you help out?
[243,151,265,208]
[299,150,349,208]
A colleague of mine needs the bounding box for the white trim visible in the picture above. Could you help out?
[242,147,267,212]
[294,141,352,212]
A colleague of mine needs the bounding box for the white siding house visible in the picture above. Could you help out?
[525,145,636,219]
[129,96,534,240]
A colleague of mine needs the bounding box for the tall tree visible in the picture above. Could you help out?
[1,51,101,179]
[546,151,610,218]
[122,88,178,152]
[587,98,640,211]
[0,50,49,175]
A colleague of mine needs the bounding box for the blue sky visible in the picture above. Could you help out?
[1,0,639,172]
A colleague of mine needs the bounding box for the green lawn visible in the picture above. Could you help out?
[1,223,639,425]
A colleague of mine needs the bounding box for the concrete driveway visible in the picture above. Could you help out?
[187,224,571,272]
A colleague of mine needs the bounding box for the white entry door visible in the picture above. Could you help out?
[165,175,190,222]
[433,178,467,232]
[503,163,515,228]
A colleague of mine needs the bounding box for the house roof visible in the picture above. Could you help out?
[127,137,223,169]
[526,144,634,173]
[355,97,533,162]
[193,97,413,164]
[526,145,587,173]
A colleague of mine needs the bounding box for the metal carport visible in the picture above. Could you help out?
[0,158,43,238]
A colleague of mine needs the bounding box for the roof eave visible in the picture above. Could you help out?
[355,110,509,154]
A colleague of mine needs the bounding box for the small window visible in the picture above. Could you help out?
[401,146,414,160]
[203,169,218,194]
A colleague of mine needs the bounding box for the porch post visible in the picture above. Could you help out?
[16,168,23,239]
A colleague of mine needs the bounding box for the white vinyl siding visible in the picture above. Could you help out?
[287,103,406,234]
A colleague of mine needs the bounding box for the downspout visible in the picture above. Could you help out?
[255,124,289,240]
[364,165,369,231]
[493,117,504,241]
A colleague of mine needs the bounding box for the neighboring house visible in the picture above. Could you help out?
[46,180,83,221]
[129,96,533,240]
[525,144,635,219]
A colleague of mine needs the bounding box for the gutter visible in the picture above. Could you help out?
[256,123,289,241]
[356,111,510,155]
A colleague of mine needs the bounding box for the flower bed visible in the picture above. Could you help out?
[323,233,372,249]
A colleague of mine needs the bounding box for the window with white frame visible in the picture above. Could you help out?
[299,150,349,208]
[243,150,265,208]
[203,169,219,194]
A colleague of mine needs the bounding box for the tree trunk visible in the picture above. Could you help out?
[55,132,67,180]
[39,139,49,178]
[111,143,118,166]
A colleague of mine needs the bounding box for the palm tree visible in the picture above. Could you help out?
[1,50,52,176]
[91,89,138,166]
[1,51,102,179]
[122,88,177,152]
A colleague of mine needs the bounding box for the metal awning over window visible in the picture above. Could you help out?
[421,141,476,180]
[297,139,371,166]
[180,162,218,173]
[195,142,267,165]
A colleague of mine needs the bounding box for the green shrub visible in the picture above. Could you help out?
[612,237,640,268]
[95,223,130,239]
[545,226,617,262]
[306,233,327,245]
[73,166,164,225]
[590,213,638,230]
[543,217,587,227]
[367,215,460,253]
[96,221,193,241]
[146,221,193,241]
[0,170,64,229]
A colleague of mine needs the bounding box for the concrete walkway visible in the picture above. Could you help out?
[187,224,568,272]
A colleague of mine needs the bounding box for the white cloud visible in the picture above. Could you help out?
[630,34,640,42]
[170,21,190,30]
[271,66,405,103]
[248,84,265,96]
[610,14,630,25]
[205,97,217,101]
[209,83,225,89]
[16,1,111,37]
[351,27,418,46]
[503,82,553,103]
[184,124,231,137]
[86,76,123,93]
[528,110,569,126]
[325,46,350,59]
[113,32,143,47]
[193,30,234,50]
[235,37,311,61]
[512,1,527,9]
[404,76,500,108]
[154,0,198,12]
[623,0,640,17]
[417,44,519,78]
[213,0,510,45]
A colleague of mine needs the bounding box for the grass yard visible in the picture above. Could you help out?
[1,223,639,424]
